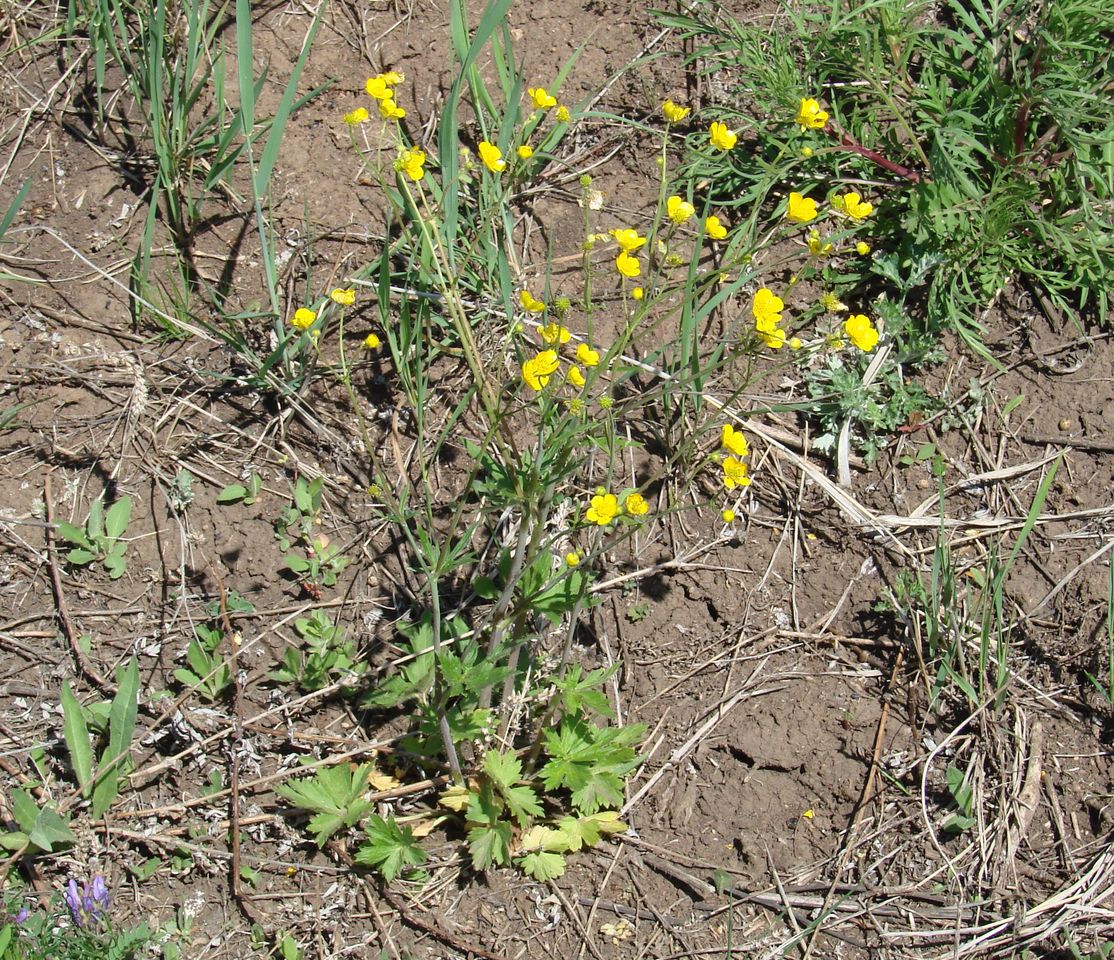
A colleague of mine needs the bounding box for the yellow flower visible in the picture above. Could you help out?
[843,314,879,351]
[856,240,871,255]
[365,75,394,100]
[757,325,787,350]
[576,343,600,367]
[478,141,505,172]
[820,291,847,313]
[662,99,690,122]
[722,508,736,523]
[363,333,381,349]
[802,146,814,158]
[565,551,581,568]
[520,290,546,313]
[378,97,406,120]
[291,307,316,330]
[624,492,649,516]
[586,492,619,526]
[556,105,571,122]
[567,365,586,388]
[752,287,784,327]
[807,229,833,255]
[522,349,560,391]
[795,97,829,130]
[722,457,752,489]
[343,107,369,125]
[380,70,404,85]
[721,424,749,458]
[396,148,426,181]
[786,192,818,223]
[789,336,803,350]
[709,121,737,151]
[835,192,874,220]
[539,322,571,345]
[330,288,356,306]
[616,251,641,278]
[631,286,644,300]
[667,195,695,224]
[517,144,534,159]
[609,228,646,253]
[528,86,558,109]
[704,215,728,240]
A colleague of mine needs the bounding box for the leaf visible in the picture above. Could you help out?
[502,783,542,828]
[60,682,93,793]
[92,657,140,818]
[104,497,132,540]
[56,521,92,548]
[28,804,74,852]
[473,575,498,600]
[103,553,127,579]
[0,831,28,851]
[467,819,512,870]
[217,484,248,503]
[482,750,522,792]
[439,784,471,812]
[355,815,427,881]
[10,788,37,833]
[518,850,566,881]
[66,547,98,565]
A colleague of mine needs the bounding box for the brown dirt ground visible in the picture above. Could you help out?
[0,1,1111,958]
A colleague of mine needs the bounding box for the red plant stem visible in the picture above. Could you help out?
[827,124,927,183]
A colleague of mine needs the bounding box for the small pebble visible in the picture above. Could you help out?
[1058,419,1072,431]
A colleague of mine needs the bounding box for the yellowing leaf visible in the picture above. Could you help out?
[369,769,401,791]
[439,784,470,812]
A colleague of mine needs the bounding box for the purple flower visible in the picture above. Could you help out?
[63,875,111,928]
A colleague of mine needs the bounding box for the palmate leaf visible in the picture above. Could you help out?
[355,815,427,881]
[467,820,512,870]
[518,850,565,881]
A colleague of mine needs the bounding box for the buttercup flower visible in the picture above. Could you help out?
[667,195,695,224]
[721,424,749,458]
[756,324,787,349]
[586,492,619,526]
[396,148,426,181]
[567,365,586,388]
[378,98,405,120]
[802,145,814,157]
[624,492,649,516]
[856,240,871,255]
[843,314,879,351]
[709,121,737,151]
[722,457,752,489]
[343,107,369,125]
[722,508,736,522]
[835,192,873,220]
[576,343,600,367]
[789,336,803,350]
[365,75,396,100]
[662,99,690,122]
[615,251,641,278]
[478,141,505,172]
[786,192,818,223]
[528,86,558,109]
[795,97,829,130]
[330,288,356,306]
[520,290,546,313]
[363,333,381,349]
[291,307,317,330]
[807,229,833,255]
[565,551,581,567]
[556,105,571,122]
[751,288,784,327]
[539,322,572,345]
[522,349,560,391]
[610,228,646,253]
[517,144,534,159]
[820,291,847,313]
[631,287,644,300]
[704,215,728,240]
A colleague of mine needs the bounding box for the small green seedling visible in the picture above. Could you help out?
[270,611,364,692]
[173,624,233,701]
[275,762,377,847]
[56,496,133,579]
[217,473,263,506]
[942,764,977,834]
